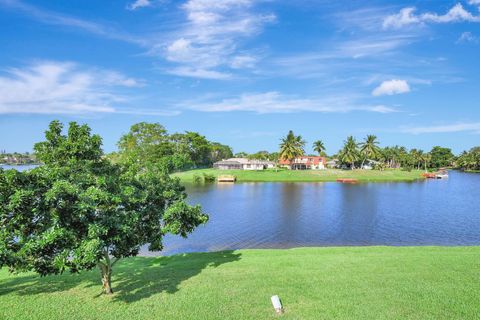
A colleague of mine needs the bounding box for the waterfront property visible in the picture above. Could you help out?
[279,156,327,170]
[213,158,275,170]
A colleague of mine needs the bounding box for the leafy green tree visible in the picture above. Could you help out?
[279,130,306,166]
[338,136,360,169]
[210,142,233,163]
[429,146,454,169]
[117,122,174,165]
[457,147,480,171]
[313,140,327,157]
[359,135,380,168]
[171,132,212,167]
[0,121,208,295]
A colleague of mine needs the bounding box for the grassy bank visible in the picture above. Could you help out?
[172,168,424,183]
[1,246,479,320]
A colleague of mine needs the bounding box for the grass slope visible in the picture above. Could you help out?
[1,246,479,320]
[172,168,424,183]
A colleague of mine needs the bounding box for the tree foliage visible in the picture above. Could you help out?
[457,147,480,171]
[117,122,232,172]
[338,136,360,169]
[429,146,454,169]
[0,121,208,294]
[279,130,306,163]
[313,140,327,157]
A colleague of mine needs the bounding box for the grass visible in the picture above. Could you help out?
[1,246,479,320]
[172,168,425,183]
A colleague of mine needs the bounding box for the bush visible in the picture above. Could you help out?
[203,173,216,183]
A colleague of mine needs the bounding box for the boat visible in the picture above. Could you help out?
[336,178,358,184]
[435,170,449,179]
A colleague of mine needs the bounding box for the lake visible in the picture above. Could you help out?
[152,170,480,255]
[4,166,478,255]
[0,164,38,171]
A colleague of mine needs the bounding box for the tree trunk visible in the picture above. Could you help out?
[99,250,115,295]
[101,266,113,295]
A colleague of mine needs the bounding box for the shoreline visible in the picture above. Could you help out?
[172,168,426,183]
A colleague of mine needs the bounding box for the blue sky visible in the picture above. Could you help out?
[1,0,480,155]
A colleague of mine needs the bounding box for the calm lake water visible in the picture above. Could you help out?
[153,170,480,255]
[0,164,38,171]
[4,166,479,255]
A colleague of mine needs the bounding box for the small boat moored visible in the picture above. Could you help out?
[435,170,449,179]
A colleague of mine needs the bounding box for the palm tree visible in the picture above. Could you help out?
[420,152,431,172]
[313,140,326,157]
[279,130,305,168]
[339,136,360,169]
[359,135,380,168]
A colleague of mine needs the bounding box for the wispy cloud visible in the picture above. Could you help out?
[127,0,152,10]
[0,61,179,116]
[372,79,410,96]
[457,31,479,43]
[0,0,145,45]
[156,0,275,79]
[178,91,398,114]
[402,122,480,134]
[383,4,480,29]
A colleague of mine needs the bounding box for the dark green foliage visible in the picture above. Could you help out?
[429,146,454,169]
[117,122,232,171]
[0,121,208,294]
[456,147,480,171]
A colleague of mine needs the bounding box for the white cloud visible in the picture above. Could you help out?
[166,67,232,80]
[383,4,480,29]
[127,0,151,10]
[0,61,147,115]
[402,122,480,134]
[469,0,480,7]
[457,31,479,43]
[161,0,275,79]
[179,91,397,114]
[372,79,410,96]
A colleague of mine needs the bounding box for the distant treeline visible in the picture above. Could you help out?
[4,124,480,172]
[108,122,233,172]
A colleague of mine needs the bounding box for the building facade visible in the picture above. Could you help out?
[213,158,276,170]
[278,156,327,170]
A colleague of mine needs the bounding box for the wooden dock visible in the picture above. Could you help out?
[217,175,236,183]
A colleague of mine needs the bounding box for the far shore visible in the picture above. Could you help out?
[172,168,425,183]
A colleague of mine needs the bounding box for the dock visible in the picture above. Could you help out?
[217,175,236,183]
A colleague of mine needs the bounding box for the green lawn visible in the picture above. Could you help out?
[1,246,479,320]
[172,168,425,183]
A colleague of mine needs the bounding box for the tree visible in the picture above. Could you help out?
[0,121,208,295]
[117,122,174,165]
[338,136,360,169]
[171,132,212,167]
[429,146,454,169]
[359,135,380,168]
[313,140,327,157]
[279,130,306,166]
[210,142,233,163]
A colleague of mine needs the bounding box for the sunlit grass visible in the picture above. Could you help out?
[1,246,479,319]
[172,168,424,183]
